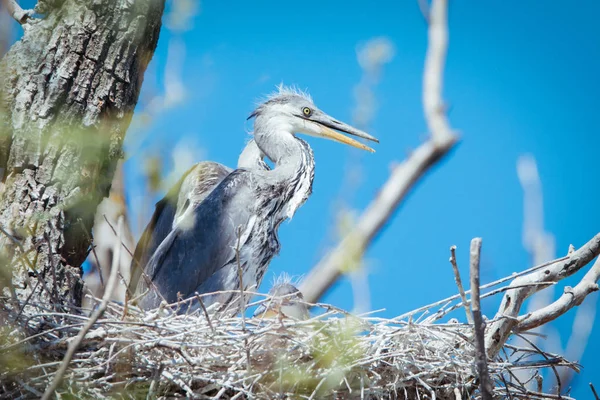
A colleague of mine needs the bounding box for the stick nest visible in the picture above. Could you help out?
[0,294,578,400]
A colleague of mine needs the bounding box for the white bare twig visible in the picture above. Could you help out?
[235,225,250,372]
[449,245,473,324]
[469,238,492,400]
[41,217,124,400]
[300,0,458,303]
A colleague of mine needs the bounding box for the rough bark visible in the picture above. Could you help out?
[0,0,164,309]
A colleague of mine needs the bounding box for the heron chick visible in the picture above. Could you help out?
[133,86,378,314]
[254,279,309,320]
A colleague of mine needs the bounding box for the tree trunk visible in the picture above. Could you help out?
[0,0,164,310]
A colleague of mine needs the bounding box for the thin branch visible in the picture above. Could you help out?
[102,214,134,257]
[556,288,597,389]
[470,238,492,400]
[449,245,473,324]
[235,225,250,372]
[299,0,458,303]
[485,232,600,358]
[394,256,567,322]
[517,256,600,331]
[423,0,454,145]
[41,217,124,400]
[591,383,600,400]
[515,333,562,396]
[195,293,216,335]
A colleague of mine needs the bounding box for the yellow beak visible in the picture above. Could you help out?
[317,124,376,153]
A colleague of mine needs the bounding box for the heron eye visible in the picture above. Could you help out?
[302,107,312,117]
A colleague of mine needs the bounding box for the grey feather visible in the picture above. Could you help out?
[132,87,377,314]
[129,140,267,299]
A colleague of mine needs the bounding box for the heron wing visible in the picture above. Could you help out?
[129,162,232,298]
[138,169,255,309]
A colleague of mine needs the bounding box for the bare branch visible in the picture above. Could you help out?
[591,383,600,400]
[194,293,216,335]
[235,225,250,372]
[485,232,600,358]
[423,0,454,145]
[517,257,600,331]
[300,0,458,303]
[449,245,473,324]
[41,217,124,400]
[469,238,493,400]
[557,293,597,390]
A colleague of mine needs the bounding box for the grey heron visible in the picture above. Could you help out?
[253,278,309,320]
[128,139,268,300]
[133,86,378,314]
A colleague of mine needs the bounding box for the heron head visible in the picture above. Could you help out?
[248,86,378,152]
[254,280,310,320]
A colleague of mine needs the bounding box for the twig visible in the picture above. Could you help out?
[394,256,567,322]
[102,214,134,257]
[430,281,555,322]
[299,0,458,303]
[423,0,454,145]
[556,288,597,390]
[105,214,169,307]
[195,292,216,335]
[41,217,124,400]
[591,383,600,400]
[235,225,250,371]
[1,0,31,24]
[515,333,562,395]
[449,245,473,324]
[469,238,492,400]
[517,256,600,331]
[89,245,105,291]
[485,232,600,357]
[13,278,41,322]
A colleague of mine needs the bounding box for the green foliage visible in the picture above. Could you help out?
[257,317,368,397]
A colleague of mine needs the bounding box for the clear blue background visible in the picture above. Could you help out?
[7,1,600,397]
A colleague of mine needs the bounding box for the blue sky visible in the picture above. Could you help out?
[8,0,600,396]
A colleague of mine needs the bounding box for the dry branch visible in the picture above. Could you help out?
[450,245,473,324]
[469,238,493,400]
[485,233,600,358]
[300,0,458,303]
[517,256,600,332]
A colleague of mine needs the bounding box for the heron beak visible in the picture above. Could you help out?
[310,115,378,153]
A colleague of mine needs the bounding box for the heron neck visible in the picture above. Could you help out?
[253,120,315,220]
[237,139,269,171]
